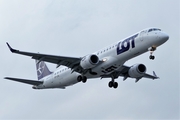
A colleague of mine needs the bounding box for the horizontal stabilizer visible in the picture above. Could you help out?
[4,77,43,85]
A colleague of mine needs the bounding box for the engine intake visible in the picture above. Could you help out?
[80,54,99,69]
[128,64,146,78]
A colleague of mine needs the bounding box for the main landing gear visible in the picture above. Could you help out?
[149,46,156,60]
[108,81,118,88]
[77,75,87,83]
[108,77,118,89]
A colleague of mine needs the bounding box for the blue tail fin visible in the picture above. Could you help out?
[36,60,52,80]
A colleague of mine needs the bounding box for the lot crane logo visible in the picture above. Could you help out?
[37,61,45,78]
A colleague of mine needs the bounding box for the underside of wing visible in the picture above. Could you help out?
[101,65,159,81]
[101,65,129,79]
[4,77,43,85]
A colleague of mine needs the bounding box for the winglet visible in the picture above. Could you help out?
[153,71,159,79]
[6,42,18,53]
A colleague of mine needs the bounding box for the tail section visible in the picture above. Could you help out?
[36,60,52,80]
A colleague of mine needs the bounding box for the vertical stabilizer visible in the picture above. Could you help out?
[36,60,52,80]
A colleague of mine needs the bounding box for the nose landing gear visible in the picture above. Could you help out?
[149,52,155,60]
[148,46,156,60]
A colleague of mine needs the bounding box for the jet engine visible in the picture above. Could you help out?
[80,54,99,69]
[128,64,146,78]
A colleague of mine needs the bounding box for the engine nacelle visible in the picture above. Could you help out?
[80,54,99,69]
[128,64,146,78]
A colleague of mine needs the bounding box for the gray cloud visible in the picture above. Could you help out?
[0,0,179,119]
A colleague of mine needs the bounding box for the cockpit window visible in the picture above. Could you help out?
[148,28,161,32]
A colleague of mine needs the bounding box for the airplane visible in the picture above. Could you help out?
[4,28,169,89]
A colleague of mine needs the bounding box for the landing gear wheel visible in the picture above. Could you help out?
[113,82,118,88]
[82,77,87,83]
[82,79,87,83]
[149,55,155,60]
[108,81,113,88]
[77,76,82,82]
[108,81,118,88]
[152,56,155,60]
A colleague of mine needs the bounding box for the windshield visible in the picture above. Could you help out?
[148,28,161,32]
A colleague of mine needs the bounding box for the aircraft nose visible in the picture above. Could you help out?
[161,33,169,42]
[158,32,169,44]
[154,32,169,46]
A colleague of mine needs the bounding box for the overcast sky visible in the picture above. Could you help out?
[0,0,179,119]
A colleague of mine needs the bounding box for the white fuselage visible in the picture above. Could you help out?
[35,28,169,89]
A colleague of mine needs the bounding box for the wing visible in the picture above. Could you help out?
[4,77,43,85]
[101,65,159,82]
[6,42,83,73]
[119,65,159,79]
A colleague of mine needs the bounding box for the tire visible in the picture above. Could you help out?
[113,82,118,88]
[77,76,82,82]
[149,55,155,60]
[149,55,153,59]
[152,56,155,60]
[108,81,113,88]
[82,79,87,83]
[82,76,87,83]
